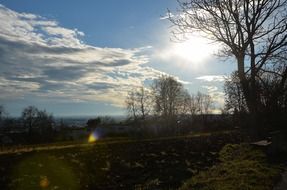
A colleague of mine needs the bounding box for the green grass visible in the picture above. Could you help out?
[180,144,281,190]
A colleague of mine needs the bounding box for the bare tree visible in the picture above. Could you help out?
[0,105,8,121]
[35,110,54,135]
[21,106,54,137]
[202,94,213,114]
[136,87,152,120]
[152,76,186,118]
[169,0,287,115]
[22,106,39,134]
[188,94,198,115]
[178,90,192,115]
[126,87,152,121]
[195,91,204,114]
[191,92,214,114]
[126,91,138,120]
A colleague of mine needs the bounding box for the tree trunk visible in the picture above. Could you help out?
[237,55,259,114]
[237,55,259,132]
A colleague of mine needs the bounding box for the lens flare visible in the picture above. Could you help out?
[11,154,79,189]
[39,176,49,188]
[88,132,98,143]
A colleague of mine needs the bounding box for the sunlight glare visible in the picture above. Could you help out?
[172,35,218,63]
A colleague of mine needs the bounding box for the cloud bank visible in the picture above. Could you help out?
[0,4,168,107]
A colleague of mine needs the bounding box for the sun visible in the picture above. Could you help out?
[172,35,218,63]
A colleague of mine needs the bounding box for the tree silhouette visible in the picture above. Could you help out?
[126,87,152,121]
[169,0,287,117]
[21,106,39,135]
[0,105,8,128]
[224,72,247,114]
[151,76,186,118]
[21,106,54,141]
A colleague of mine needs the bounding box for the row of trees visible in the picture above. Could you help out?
[21,106,54,137]
[126,76,213,122]
[224,70,287,130]
[0,105,55,142]
[225,71,287,115]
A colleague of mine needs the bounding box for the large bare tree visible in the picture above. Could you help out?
[169,0,287,115]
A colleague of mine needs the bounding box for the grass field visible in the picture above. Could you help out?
[0,132,243,190]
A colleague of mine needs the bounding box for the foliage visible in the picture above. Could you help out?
[180,144,280,190]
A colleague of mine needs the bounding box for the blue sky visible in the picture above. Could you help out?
[0,0,176,48]
[0,0,236,116]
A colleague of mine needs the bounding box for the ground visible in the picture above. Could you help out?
[0,132,242,190]
[274,169,287,190]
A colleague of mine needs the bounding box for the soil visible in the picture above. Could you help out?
[0,132,242,190]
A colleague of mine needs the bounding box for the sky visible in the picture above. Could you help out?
[0,0,236,117]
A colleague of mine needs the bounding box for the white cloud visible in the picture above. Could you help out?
[202,85,225,109]
[160,12,173,20]
[0,4,185,108]
[197,76,227,109]
[0,5,84,48]
[196,75,226,82]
